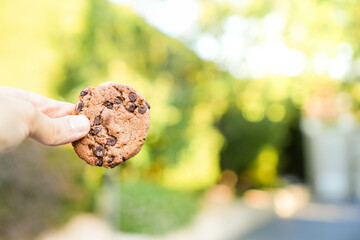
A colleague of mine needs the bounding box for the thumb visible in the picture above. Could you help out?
[30,113,90,146]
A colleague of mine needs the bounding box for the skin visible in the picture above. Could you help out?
[0,86,90,152]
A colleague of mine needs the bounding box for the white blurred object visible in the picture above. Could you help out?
[352,133,360,200]
[301,116,357,202]
[301,89,360,202]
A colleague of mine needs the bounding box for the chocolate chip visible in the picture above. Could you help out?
[106,138,117,146]
[122,156,127,162]
[114,96,123,104]
[138,105,147,114]
[80,89,88,96]
[95,158,103,166]
[104,101,113,109]
[145,101,151,109]
[127,103,136,112]
[94,146,105,157]
[108,156,115,163]
[88,144,94,149]
[129,92,137,102]
[94,116,101,125]
[89,127,101,135]
[76,102,84,112]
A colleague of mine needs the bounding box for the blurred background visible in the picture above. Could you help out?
[1,0,360,239]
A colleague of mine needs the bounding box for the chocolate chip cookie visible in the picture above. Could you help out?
[72,83,150,168]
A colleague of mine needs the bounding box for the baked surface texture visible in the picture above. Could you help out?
[72,83,150,168]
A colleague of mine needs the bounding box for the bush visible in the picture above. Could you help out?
[118,181,199,235]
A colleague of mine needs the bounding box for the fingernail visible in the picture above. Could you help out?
[69,115,90,132]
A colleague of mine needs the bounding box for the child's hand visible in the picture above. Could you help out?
[0,86,90,152]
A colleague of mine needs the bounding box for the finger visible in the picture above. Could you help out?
[0,86,75,118]
[0,86,57,106]
[29,113,90,146]
[37,101,75,118]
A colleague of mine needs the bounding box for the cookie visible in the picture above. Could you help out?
[72,83,150,168]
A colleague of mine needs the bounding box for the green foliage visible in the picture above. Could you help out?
[118,181,198,235]
[55,0,230,190]
[217,78,302,188]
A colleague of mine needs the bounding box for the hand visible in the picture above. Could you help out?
[0,86,90,152]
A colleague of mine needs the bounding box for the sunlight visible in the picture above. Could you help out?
[142,0,199,38]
